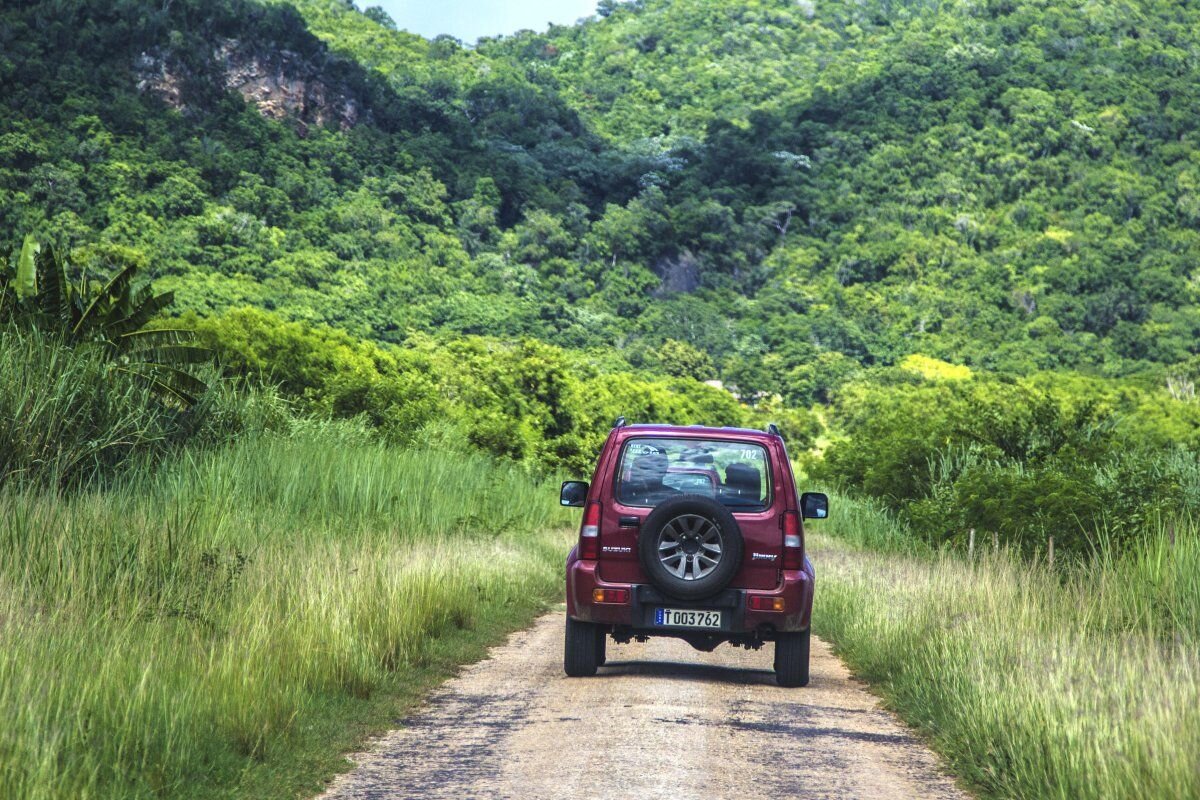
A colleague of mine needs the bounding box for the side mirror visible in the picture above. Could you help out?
[801,492,829,520]
[560,480,589,507]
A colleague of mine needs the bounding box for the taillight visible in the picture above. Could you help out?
[592,588,629,604]
[579,501,601,560]
[749,595,785,611]
[782,510,803,570]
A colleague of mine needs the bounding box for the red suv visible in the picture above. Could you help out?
[559,421,827,687]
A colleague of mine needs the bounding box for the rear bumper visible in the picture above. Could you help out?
[565,555,814,638]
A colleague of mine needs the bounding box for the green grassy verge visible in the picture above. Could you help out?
[0,426,573,799]
[810,500,1200,800]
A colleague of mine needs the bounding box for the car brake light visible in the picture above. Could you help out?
[782,510,803,570]
[749,595,785,611]
[592,588,630,604]
[579,501,601,560]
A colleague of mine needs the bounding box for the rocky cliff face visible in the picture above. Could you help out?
[654,250,702,295]
[135,39,364,135]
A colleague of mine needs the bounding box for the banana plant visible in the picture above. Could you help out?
[0,234,38,317]
[1,238,210,409]
[16,234,39,301]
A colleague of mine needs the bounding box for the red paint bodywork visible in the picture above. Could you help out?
[565,424,816,641]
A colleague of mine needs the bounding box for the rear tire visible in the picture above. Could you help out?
[774,628,810,687]
[564,616,599,677]
[595,626,608,666]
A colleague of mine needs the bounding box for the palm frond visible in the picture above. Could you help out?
[72,263,137,337]
[38,247,73,323]
[115,364,208,410]
[129,345,212,366]
[118,327,196,347]
[107,290,174,338]
[141,364,210,398]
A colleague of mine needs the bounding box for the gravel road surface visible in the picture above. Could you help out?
[320,612,967,800]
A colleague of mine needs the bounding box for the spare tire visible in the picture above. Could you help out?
[638,494,743,601]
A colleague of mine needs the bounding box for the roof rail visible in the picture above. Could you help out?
[613,416,627,429]
[766,422,781,436]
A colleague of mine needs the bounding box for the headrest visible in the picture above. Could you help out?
[630,452,669,482]
[725,462,761,496]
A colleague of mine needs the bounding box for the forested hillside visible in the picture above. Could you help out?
[3,0,1199,405]
[487,0,1200,389]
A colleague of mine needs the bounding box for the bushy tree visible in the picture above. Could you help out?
[654,338,715,380]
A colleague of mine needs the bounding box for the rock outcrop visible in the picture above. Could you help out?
[653,250,702,294]
[135,39,364,135]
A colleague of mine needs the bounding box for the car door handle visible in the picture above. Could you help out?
[619,516,642,528]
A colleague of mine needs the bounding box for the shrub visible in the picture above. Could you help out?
[188,307,441,443]
[813,366,1199,554]
[191,308,752,474]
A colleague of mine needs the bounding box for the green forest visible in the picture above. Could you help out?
[2,0,1199,798]
[6,0,1200,396]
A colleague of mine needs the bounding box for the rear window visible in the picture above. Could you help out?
[615,437,771,511]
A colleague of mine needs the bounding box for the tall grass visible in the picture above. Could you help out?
[0,325,172,485]
[811,516,1200,799]
[816,488,924,553]
[0,426,573,799]
[0,324,291,488]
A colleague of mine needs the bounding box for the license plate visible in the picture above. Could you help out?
[654,608,722,629]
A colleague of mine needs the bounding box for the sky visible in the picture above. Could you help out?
[371,1,600,43]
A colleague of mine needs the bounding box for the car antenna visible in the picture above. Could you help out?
[613,416,627,428]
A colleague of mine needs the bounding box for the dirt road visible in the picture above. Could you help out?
[320,612,967,800]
